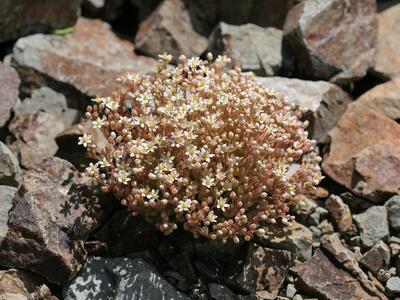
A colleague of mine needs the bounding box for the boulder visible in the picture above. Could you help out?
[325,194,352,232]
[322,107,400,202]
[385,196,400,231]
[284,0,378,84]
[360,241,391,275]
[208,22,283,76]
[0,63,20,127]
[0,0,80,42]
[0,142,21,186]
[258,76,351,143]
[135,0,207,62]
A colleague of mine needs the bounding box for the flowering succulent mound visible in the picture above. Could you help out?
[80,53,322,242]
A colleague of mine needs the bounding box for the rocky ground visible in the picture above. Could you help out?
[0,0,400,299]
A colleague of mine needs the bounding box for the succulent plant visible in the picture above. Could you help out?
[80,53,322,242]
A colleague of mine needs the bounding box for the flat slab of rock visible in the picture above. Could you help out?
[209,23,282,76]
[0,142,21,186]
[322,107,400,202]
[372,4,400,79]
[284,0,378,84]
[12,17,156,100]
[135,0,207,62]
[0,157,106,285]
[64,257,188,299]
[0,63,20,127]
[258,76,351,143]
[0,0,80,42]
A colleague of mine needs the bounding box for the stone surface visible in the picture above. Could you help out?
[208,284,237,300]
[258,76,351,143]
[256,221,313,261]
[208,22,283,76]
[373,4,400,79]
[14,87,79,127]
[322,107,400,202]
[64,257,188,299]
[0,141,21,186]
[8,112,65,169]
[0,63,20,127]
[135,0,207,62]
[297,249,387,299]
[226,244,292,298]
[353,206,389,249]
[0,157,106,285]
[325,194,353,232]
[360,241,391,275]
[385,196,400,231]
[387,277,400,294]
[284,0,378,84]
[12,18,156,101]
[354,79,400,121]
[0,0,80,42]
[130,0,163,21]
[309,207,328,226]
[0,186,17,246]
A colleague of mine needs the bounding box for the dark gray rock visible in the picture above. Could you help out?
[385,196,400,231]
[309,207,329,226]
[0,142,21,186]
[0,186,17,244]
[64,257,189,299]
[360,241,390,275]
[208,284,237,300]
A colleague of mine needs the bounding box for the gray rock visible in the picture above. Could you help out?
[286,283,297,298]
[209,22,283,76]
[386,277,400,294]
[309,207,329,226]
[0,142,21,186]
[258,76,351,143]
[309,226,321,241]
[353,206,389,249]
[385,196,400,231]
[360,241,391,275]
[208,284,237,300]
[64,257,188,299]
[0,0,80,42]
[0,62,20,127]
[14,87,78,127]
[325,194,353,232]
[0,186,17,244]
[317,219,334,236]
[135,0,207,63]
[256,221,313,261]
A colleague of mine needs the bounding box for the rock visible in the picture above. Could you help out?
[208,23,283,76]
[0,63,20,127]
[297,249,387,300]
[8,112,65,169]
[256,221,313,261]
[353,206,389,249]
[14,87,79,127]
[340,192,373,214]
[135,0,207,63]
[322,108,400,202]
[286,283,297,298]
[325,194,353,232]
[0,157,107,285]
[317,219,335,236]
[372,4,400,79]
[309,226,322,241]
[169,252,197,284]
[208,284,237,300]
[12,18,156,102]
[0,142,21,186]
[354,79,400,120]
[385,196,400,231]
[64,257,188,299]
[258,76,351,143]
[226,244,292,298]
[386,277,400,294]
[284,0,378,84]
[0,186,17,245]
[130,0,163,21]
[360,241,391,275]
[309,207,328,226]
[0,0,80,42]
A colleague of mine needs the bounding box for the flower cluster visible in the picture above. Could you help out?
[80,53,322,242]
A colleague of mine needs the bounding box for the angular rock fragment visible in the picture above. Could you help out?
[360,241,391,275]
[258,76,351,143]
[385,196,400,231]
[0,142,21,186]
[208,283,237,300]
[12,18,156,102]
[0,0,80,42]
[0,157,106,285]
[8,112,65,169]
[284,0,378,84]
[386,277,400,295]
[325,194,352,232]
[135,0,207,62]
[0,186,17,244]
[64,257,188,299]
[0,63,20,127]
[209,22,283,76]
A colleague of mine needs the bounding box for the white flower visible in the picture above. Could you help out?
[92,117,105,128]
[177,199,192,212]
[78,133,92,148]
[216,197,229,212]
[86,162,99,176]
[188,57,201,68]
[185,145,200,159]
[99,157,111,168]
[146,189,159,200]
[116,170,131,185]
[200,148,215,163]
[137,93,153,105]
[158,52,172,62]
[202,175,215,189]
[91,96,102,104]
[206,211,217,223]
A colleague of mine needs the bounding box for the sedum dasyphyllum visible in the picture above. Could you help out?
[79,53,322,243]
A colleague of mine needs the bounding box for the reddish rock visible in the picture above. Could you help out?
[360,241,391,275]
[8,112,65,169]
[0,63,20,127]
[0,0,79,42]
[325,194,352,232]
[135,0,207,62]
[284,0,378,84]
[12,18,156,100]
[322,107,400,202]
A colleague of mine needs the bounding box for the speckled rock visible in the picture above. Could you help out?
[360,241,391,275]
[0,63,20,127]
[325,194,353,232]
[0,142,21,186]
[385,196,400,231]
[0,186,17,244]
